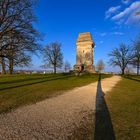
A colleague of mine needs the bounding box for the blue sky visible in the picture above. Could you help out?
[31,0,140,72]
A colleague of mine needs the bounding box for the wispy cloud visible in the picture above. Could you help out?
[99,41,104,44]
[135,11,140,16]
[121,0,130,4]
[112,1,140,20]
[106,1,140,26]
[100,32,124,36]
[111,32,124,35]
[100,33,107,36]
[105,6,121,19]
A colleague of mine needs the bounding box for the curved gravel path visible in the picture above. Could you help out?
[0,76,121,140]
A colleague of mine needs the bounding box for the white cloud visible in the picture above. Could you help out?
[99,41,103,44]
[107,1,140,26]
[122,0,130,4]
[126,13,140,24]
[135,11,140,16]
[112,1,140,20]
[100,33,107,36]
[105,6,121,19]
[111,32,124,35]
[100,32,124,36]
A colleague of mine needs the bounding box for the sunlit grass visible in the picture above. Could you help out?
[106,76,140,140]
[0,73,111,113]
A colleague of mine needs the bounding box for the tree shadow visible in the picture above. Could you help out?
[94,74,116,140]
[124,76,140,83]
[0,75,52,85]
[0,74,70,85]
[0,75,73,91]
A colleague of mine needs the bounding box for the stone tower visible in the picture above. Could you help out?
[74,32,95,72]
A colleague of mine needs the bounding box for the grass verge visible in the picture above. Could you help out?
[106,75,140,140]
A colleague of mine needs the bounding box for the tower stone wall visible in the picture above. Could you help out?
[74,32,95,72]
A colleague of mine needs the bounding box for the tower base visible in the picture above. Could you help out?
[74,64,95,73]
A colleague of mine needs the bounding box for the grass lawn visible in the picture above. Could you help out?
[106,75,140,140]
[0,73,111,114]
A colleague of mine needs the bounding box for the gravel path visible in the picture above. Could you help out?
[0,76,121,140]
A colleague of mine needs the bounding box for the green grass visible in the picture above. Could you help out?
[0,73,111,114]
[106,75,140,140]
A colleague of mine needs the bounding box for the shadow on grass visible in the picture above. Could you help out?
[0,76,51,85]
[0,74,70,85]
[0,75,73,91]
[123,76,140,83]
[94,74,116,140]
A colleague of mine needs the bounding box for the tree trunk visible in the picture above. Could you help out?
[54,65,56,74]
[137,58,140,75]
[9,58,14,74]
[137,65,139,75]
[121,68,125,75]
[1,57,6,74]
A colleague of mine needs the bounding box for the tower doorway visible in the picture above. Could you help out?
[81,65,84,71]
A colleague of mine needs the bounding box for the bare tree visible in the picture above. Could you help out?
[131,37,140,75]
[96,59,105,73]
[64,61,71,72]
[0,0,38,52]
[0,57,6,74]
[0,0,40,74]
[7,50,31,74]
[125,66,135,75]
[42,42,63,74]
[108,43,133,75]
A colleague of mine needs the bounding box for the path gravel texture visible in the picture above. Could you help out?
[0,76,121,140]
